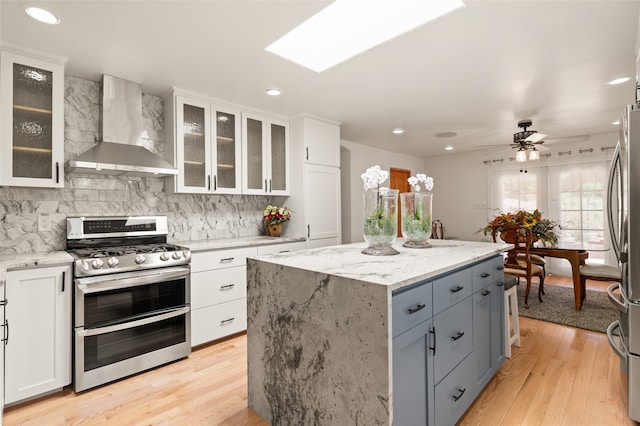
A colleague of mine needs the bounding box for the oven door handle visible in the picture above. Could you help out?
[76,267,190,294]
[77,306,190,337]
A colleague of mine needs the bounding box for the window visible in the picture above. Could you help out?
[491,168,545,215]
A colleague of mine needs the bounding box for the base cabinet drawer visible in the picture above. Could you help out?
[256,241,306,255]
[434,353,476,426]
[191,266,247,309]
[191,298,247,346]
[433,297,473,384]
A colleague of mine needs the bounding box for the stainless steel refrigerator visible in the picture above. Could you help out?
[607,104,640,423]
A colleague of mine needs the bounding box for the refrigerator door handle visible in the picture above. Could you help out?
[607,283,628,313]
[607,320,627,362]
[607,143,621,261]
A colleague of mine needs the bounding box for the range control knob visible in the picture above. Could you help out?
[172,252,181,260]
[107,257,119,268]
[91,259,104,269]
[160,252,170,261]
[183,250,190,259]
[135,254,146,264]
[80,260,90,271]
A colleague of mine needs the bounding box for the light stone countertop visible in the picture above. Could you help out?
[176,235,307,252]
[249,238,512,291]
[0,251,75,287]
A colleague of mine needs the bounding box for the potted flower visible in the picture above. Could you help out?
[401,173,434,248]
[480,209,560,246]
[263,205,291,237]
[361,165,399,255]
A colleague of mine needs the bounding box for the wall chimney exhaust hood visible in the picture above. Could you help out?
[66,75,178,177]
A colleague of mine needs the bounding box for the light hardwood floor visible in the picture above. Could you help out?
[3,277,633,425]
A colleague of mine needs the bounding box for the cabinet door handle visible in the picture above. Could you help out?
[269,179,272,193]
[482,290,490,296]
[264,179,268,193]
[407,303,426,314]
[55,162,60,184]
[429,326,436,355]
[306,146,309,160]
[452,387,466,402]
[307,224,310,238]
[496,265,504,271]
[208,175,211,191]
[220,284,235,291]
[219,257,234,263]
[0,298,7,306]
[480,272,490,278]
[450,285,464,293]
[4,319,9,345]
[62,271,66,292]
[220,317,235,325]
[497,281,504,287]
[451,331,465,341]
[213,175,217,191]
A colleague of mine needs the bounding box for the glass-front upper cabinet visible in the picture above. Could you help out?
[0,49,65,188]
[165,92,241,194]
[242,112,289,196]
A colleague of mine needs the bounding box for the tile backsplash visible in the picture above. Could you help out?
[0,76,280,255]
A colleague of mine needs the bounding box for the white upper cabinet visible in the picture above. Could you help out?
[165,91,242,194]
[241,112,290,195]
[301,116,341,167]
[0,49,65,188]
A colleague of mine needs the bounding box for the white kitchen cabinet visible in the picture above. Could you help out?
[0,280,5,421]
[4,264,71,405]
[241,112,290,195]
[299,116,340,167]
[190,247,256,346]
[304,164,341,248]
[256,241,306,256]
[0,48,65,188]
[164,91,242,194]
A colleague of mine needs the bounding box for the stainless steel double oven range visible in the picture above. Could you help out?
[66,216,191,392]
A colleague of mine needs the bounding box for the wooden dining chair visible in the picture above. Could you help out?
[500,226,546,308]
[491,229,547,275]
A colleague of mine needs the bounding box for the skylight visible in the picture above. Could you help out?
[265,0,465,73]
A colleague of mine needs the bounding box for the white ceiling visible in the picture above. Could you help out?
[2,0,639,158]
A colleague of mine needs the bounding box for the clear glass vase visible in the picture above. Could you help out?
[400,191,433,248]
[362,188,399,255]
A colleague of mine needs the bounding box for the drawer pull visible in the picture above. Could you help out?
[429,326,436,355]
[450,285,464,293]
[451,331,465,341]
[220,317,235,325]
[279,250,290,253]
[480,272,490,278]
[497,281,504,287]
[496,265,504,271]
[219,258,234,263]
[482,290,491,296]
[452,387,466,402]
[220,284,235,290]
[407,303,426,314]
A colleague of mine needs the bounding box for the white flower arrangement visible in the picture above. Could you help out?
[408,173,434,192]
[361,165,389,190]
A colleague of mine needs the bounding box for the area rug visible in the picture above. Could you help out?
[516,283,618,333]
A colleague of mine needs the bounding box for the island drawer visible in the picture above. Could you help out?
[433,267,472,315]
[191,267,247,310]
[433,297,473,384]
[472,258,496,293]
[191,298,247,346]
[191,247,257,272]
[392,281,433,337]
[434,353,476,426]
[256,241,306,256]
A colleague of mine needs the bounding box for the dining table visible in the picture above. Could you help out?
[530,242,604,311]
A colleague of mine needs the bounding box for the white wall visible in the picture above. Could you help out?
[340,139,426,244]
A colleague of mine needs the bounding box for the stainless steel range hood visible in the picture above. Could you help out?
[67,75,178,177]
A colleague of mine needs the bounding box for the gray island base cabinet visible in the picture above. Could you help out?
[246,239,511,425]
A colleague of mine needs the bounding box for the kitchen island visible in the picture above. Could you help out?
[247,239,512,425]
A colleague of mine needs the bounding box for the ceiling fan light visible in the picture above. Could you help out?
[516,149,527,162]
[528,148,540,161]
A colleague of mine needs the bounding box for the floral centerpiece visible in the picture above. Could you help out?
[361,165,399,255]
[480,209,560,246]
[401,173,434,248]
[263,205,291,237]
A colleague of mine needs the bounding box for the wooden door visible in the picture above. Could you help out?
[390,168,411,237]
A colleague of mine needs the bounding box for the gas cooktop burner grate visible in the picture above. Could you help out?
[71,243,186,259]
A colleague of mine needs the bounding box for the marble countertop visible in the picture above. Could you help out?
[250,239,512,291]
[175,235,307,252]
[0,251,75,286]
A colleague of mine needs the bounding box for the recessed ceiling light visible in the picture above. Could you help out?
[25,6,60,24]
[612,120,621,125]
[608,76,631,85]
[444,146,454,151]
[392,128,405,134]
[265,0,465,73]
[434,131,458,138]
[265,88,282,96]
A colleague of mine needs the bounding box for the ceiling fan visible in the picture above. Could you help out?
[511,119,548,162]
